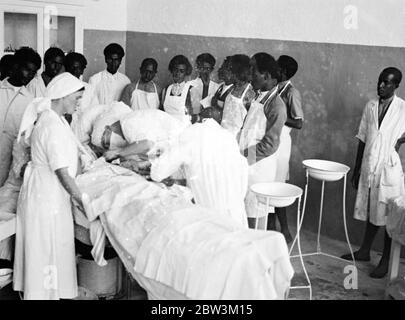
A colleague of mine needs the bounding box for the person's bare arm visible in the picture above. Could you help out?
[352,140,365,189]
[104,140,154,161]
[120,83,134,107]
[55,167,83,208]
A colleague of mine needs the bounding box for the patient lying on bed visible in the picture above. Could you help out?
[75,160,294,300]
[87,104,183,182]
[74,117,293,299]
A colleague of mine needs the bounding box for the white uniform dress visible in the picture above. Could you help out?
[354,95,405,226]
[13,109,79,300]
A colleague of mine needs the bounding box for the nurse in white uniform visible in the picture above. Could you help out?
[13,72,87,300]
[120,58,161,111]
[162,55,194,127]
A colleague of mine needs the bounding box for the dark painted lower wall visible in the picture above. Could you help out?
[125,31,405,253]
[83,30,127,82]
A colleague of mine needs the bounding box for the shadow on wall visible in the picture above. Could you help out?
[125,31,405,252]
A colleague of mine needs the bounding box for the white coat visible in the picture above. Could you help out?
[354,95,405,226]
[151,119,249,227]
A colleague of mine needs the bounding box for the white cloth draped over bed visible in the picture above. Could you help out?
[75,162,294,300]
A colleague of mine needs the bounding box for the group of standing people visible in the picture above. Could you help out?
[1,39,403,300]
[0,43,303,299]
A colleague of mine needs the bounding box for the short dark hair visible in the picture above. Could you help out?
[104,43,125,58]
[140,58,158,72]
[65,52,87,69]
[168,55,192,75]
[277,55,298,80]
[44,47,65,63]
[230,54,251,82]
[381,67,402,86]
[252,52,280,82]
[0,54,16,79]
[196,53,216,68]
[14,47,42,69]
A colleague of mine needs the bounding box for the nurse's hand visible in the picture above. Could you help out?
[104,149,120,162]
[351,170,360,190]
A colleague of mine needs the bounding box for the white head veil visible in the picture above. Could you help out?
[17,72,84,144]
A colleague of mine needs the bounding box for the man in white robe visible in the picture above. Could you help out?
[88,43,130,105]
[342,67,405,278]
[0,47,41,261]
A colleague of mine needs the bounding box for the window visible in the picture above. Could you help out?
[0,1,84,58]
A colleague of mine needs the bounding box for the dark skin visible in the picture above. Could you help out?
[66,61,86,79]
[197,61,214,99]
[342,71,402,278]
[137,64,161,97]
[105,53,122,75]
[8,62,38,87]
[42,55,65,86]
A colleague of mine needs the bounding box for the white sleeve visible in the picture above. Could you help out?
[150,141,188,182]
[355,103,370,143]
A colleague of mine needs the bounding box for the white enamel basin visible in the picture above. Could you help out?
[250,182,303,208]
[302,159,350,182]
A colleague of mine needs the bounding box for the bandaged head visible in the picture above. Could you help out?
[91,101,132,149]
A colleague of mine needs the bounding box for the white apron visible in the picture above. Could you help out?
[130,81,160,111]
[239,89,288,217]
[221,84,250,138]
[163,82,192,126]
[13,110,80,300]
[275,82,293,182]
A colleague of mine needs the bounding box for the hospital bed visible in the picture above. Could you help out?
[73,160,294,300]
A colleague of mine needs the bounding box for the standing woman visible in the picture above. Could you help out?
[190,53,220,115]
[13,72,86,300]
[162,55,194,126]
[221,54,255,138]
[239,53,287,231]
[120,58,161,110]
[196,56,234,124]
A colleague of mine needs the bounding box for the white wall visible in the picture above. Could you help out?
[126,0,405,48]
[83,0,127,31]
[13,0,128,31]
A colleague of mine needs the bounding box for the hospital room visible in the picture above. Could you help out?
[1,0,405,304]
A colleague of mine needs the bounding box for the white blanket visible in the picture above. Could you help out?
[76,163,294,300]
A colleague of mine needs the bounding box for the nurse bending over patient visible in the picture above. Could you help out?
[13,73,87,300]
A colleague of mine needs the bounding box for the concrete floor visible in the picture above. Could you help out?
[1,227,404,300]
[287,228,405,300]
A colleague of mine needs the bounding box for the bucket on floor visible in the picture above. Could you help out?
[77,256,122,299]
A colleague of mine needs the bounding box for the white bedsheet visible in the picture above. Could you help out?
[76,162,294,300]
